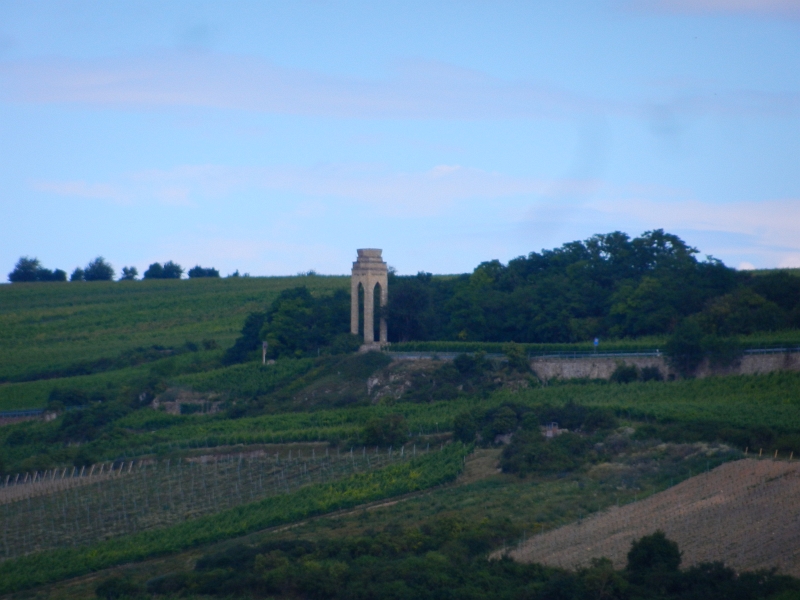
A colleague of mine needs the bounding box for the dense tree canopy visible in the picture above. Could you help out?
[386,230,798,343]
[224,287,359,363]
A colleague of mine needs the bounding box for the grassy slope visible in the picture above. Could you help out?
[0,276,348,383]
[0,276,347,409]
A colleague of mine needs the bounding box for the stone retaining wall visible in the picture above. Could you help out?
[530,352,800,381]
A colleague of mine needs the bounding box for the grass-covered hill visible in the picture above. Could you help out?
[0,275,348,383]
[2,272,800,598]
[0,275,348,410]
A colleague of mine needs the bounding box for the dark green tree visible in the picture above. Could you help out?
[162,261,183,279]
[627,530,681,573]
[7,256,39,282]
[362,414,408,447]
[223,311,266,365]
[143,262,164,279]
[665,319,705,377]
[8,257,67,282]
[119,266,138,281]
[83,257,115,281]
[188,265,220,278]
[262,287,352,359]
[70,267,85,281]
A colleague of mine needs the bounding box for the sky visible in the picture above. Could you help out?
[1,0,799,278]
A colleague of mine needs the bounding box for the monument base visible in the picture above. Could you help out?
[359,342,388,353]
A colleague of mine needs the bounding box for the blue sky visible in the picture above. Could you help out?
[1,0,799,277]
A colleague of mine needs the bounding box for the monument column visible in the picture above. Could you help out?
[350,249,388,346]
[350,278,360,335]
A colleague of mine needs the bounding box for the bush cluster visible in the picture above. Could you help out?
[140,526,799,600]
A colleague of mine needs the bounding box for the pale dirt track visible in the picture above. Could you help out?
[509,459,800,576]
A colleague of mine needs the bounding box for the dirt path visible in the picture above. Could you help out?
[508,459,800,576]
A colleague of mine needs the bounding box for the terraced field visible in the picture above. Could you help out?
[510,458,800,576]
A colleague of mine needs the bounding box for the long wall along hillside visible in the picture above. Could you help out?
[1,235,800,598]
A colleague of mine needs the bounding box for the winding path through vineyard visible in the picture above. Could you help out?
[510,459,800,576]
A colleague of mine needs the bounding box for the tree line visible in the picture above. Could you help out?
[219,229,800,366]
[7,256,226,282]
[384,229,800,343]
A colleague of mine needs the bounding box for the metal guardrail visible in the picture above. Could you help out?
[743,347,800,355]
[388,347,800,361]
[0,409,44,418]
[387,351,664,360]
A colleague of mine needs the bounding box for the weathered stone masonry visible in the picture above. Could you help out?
[351,249,388,345]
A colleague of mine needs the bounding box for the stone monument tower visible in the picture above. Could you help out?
[351,249,388,346]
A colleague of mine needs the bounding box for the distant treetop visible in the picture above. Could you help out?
[83,257,115,281]
[7,257,67,283]
[120,266,138,281]
[188,265,220,278]
[144,261,183,279]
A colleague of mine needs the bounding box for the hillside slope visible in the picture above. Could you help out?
[0,276,347,384]
[510,458,800,576]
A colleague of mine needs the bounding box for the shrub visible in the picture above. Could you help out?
[453,352,489,377]
[453,411,478,443]
[640,366,663,382]
[500,430,591,476]
[95,576,144,599]
[626,530,681,575]
[362,414,408,447]
[610,363,639,384]
[503,342,530,372]
[47,388,90,409]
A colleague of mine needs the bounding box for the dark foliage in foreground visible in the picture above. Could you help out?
[143,525,799,600]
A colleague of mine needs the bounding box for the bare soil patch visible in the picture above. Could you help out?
[509,458,800,576]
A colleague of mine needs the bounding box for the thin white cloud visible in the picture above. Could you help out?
[585,195,800,267]
[627,0,800,18]
[30,180,130,204]
[32,163,598,217]
[1,53,796,119]
[0,54,600,119]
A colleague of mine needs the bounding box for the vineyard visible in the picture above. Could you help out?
[4,370,800,476]
[0,443,436,561]
[0,275,348,384]
[509,457,800,577]
[0,442,470,594]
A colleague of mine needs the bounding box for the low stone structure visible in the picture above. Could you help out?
[351,249,388,347]
[532,351,800,381]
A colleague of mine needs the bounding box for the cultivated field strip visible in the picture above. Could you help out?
[0,445,425,561]
[509,458,800,576]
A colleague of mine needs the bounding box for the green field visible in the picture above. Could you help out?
[3,277,800,598]
[0,276,348,384]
